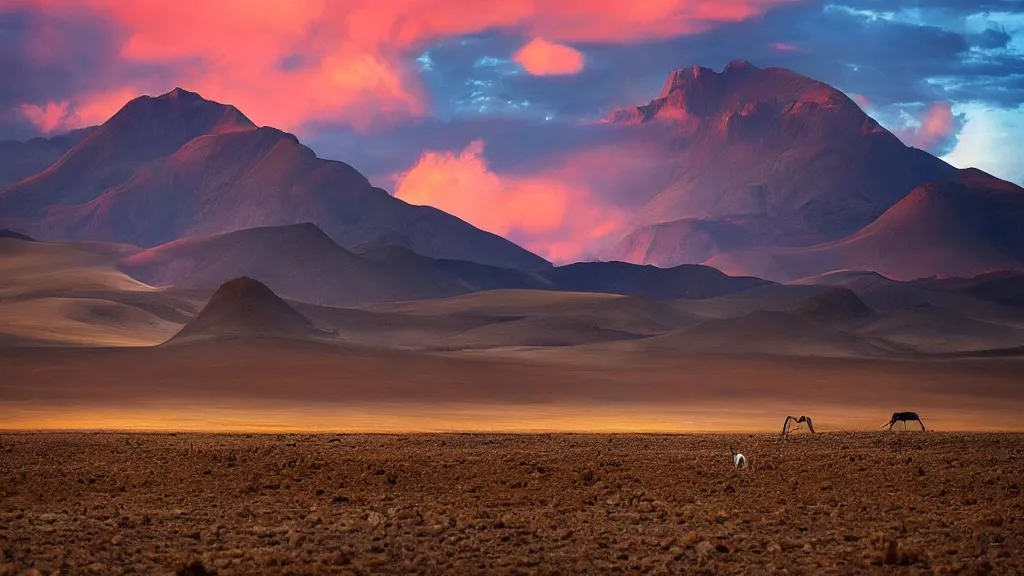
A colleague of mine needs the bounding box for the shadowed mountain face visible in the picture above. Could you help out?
[0,229,35,242]
[603,61,991,274]
[0,89,549,272]
[538,260,771,300]
[116,223,772,307]
[119,223,480,307]
[912,270,1024,309]
[706,170,1024,282]
[0,127,97,188]
[167,276,327,344]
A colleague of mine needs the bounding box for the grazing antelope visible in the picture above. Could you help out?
[883,411,926,431]
[781,415,816,438]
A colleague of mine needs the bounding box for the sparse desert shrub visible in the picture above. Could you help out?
[176,560,215,576]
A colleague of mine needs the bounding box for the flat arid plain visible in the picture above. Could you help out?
[2,432,1022,575]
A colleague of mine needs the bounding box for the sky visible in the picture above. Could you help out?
[2,0,1022,261]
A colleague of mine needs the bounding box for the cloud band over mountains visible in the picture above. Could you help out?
[2,0,1022,261]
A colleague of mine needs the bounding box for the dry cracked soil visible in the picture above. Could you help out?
[0,433,1021,575]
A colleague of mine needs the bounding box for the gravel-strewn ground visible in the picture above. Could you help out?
[1,432,1020,575]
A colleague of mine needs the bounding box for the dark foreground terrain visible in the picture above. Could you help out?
[1,433,1021,575]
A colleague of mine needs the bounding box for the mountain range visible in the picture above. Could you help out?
[603,61,1023,281]
[1,62,1022,284]
[0,88,546,272]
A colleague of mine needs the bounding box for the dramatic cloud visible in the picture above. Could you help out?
[1,0,799,136]
[513,38,585,76]
[879,101,967,156]
[3,0,1024,263]
[392,139,638,262]
[902,102,963,150]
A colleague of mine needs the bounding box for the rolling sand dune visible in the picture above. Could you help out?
[3,337,1024,432]
[370,289,697,349]
[375,289,631,316]
[668,283,829,319]
[626,310,901,358]
[913,270,1024,308]
[854,304,1024,353]
[434,316,650,350]
[0,236,201,346]
[0,237,147,295]
[0,297,180,347]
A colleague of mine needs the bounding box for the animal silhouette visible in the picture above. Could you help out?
[883,411,926,431]
[781,415,816,437]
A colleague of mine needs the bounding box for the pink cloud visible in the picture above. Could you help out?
[392,139,628,263]
[19,88,139,134]
[849,93,873,111]
[12,0,801,133]
[895,102,960,151]
[514,38,585,76]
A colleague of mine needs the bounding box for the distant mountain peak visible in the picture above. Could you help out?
[108,87,256,137]
[658,60,763,98]
[164,87,202,100]
[613,62,853,126]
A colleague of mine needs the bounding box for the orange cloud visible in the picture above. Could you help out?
[393,140,626,262]
[14,0,800,132]
[514,38,585,75]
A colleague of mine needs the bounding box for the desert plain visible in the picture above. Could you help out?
[1,432,1022,575]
